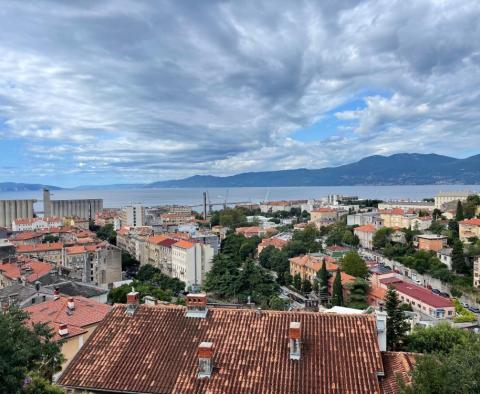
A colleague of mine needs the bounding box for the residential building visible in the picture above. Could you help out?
[159,212,195,226]
[25,295,111,371]
[0,282,54,308]
[15,242,64,264]
[235,226,275,238]
[257,236,288,254]
[0,199,36,228]
[259,200,307,213]
[309,208,338,228]
[347,211,383,227]
[12,216,63,232]
[58,293,413,394]
[378,201,435,211]
[289,254,338,283]
[171,240,214,289]
[459,218,480,242]
[437,248,453,270]
[379,208,420,229]
[146,236,177,274]
[9,231,44,245]
[379,277,455,319]
[120,204,146,227]
[416,234,448,252]
[354,224,376,249]
[474,256,480,288]
[94,209,120,227]
[191,231,220,255]
[0,257,53,288]
[434,190,475,209]
[63,216,90,230]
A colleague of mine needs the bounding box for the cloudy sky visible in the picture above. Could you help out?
[1,0,479,187]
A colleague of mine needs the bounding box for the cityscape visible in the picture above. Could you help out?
[1,1,480,394]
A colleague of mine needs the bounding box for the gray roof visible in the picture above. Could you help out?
[44,281,108,298]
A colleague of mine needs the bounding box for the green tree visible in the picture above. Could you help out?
[0,306,64,393]
[451,240,468,274]
[407,323,475,354]
[331,268,344,306]
[293,273,302,291]
[42,234,60,243]
[312,278,319,293]
[455,200,464,221]
[400,340,480,394]
[258,245,276,269]
[239,237,260,260]
[346,278,370,309]
[282,240,309,258]
[432,208,443,221]
[373,227,393,249]
[301,278,312,294]
[96,223,117,245]
[317,260,330,303]
[204,254,240,299]
[341,251,368,278]
[385,286,409,351]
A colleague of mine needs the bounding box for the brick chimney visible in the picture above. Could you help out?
[53,288,60,300]
[197,342,214,379]
[58,323,69,336]
[185,293,208,318]
[289,322,301,360]
[126,289,140,316]
[67,297,75,310]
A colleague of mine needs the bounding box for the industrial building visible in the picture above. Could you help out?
[43,189,103,220]
[0,199,36,228]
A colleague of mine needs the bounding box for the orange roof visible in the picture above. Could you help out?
[0,259,53,282]
[312,208,336,213]
[289,255,338,273]
[147,235,168,245]
[328,271,356,287]
[25,296,111,341]
[259,237,288,249]
[369,286,387,301]
[173,240,195,249]
[354,224,376,233]
[66,245,86,255]
[116,227,130,236]
[10,231,43,241]
[16,242,63,253]
[380,352,416,394]
[460,218,480,226]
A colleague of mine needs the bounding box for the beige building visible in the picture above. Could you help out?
[309,208,338,228]
[434,191,474,209]
[459,218,480,242]
[120,204,146,227]
[379,208,418,229]
[24,296,111,372]
[354,224,376,250]
[474,256,480,288]
[146,235,177,274]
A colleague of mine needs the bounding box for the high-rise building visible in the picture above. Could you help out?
[120,204,145,227]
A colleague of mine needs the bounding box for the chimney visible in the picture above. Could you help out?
[67,297,75,310]
[376,303,387,352]
[143,295,157,306]
[126,289,140,316]
[58,323,69,336]
[185,293,208,318]
[53,288,60,300]
[197,342,214,379]
[289,322,301,360]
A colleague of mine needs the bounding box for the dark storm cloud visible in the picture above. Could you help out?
[0,0,479,183]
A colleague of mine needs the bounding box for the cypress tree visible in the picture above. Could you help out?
[385,286,409,351]
[452,240,468,274]
[317,260,330,304]
[456,200,464,221]
[331,268,344,306]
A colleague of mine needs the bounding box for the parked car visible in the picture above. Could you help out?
[468,306,480,314]
[440,292,450,298]
[461,302,470,309]
[432,288,441,295]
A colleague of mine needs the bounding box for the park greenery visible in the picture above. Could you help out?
[93,223,117,245]
[0,306,64,394]
[108,264,185,303]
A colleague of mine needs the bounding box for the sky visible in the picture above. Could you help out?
[0,0,479,187]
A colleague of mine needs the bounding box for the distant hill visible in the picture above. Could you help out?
[146,153,480,188]
[0,182,62,192]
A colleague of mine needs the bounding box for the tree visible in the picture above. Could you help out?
[346,278,369,309]
[238,237,260,260]
[301,278,312,295]
[400,340,480,394]
[293,273,302,291]
[373,227,393,249]
[258,245,276,269]
[451,240,468,274]
[432,208,443,221]
[312,278,319,293]
[407,323,475,355]
[331,268,344,306]
[455,200,464,221]
[385,286,409,351]
[317,260,330,303]
[96,223,117,245]
[0,306,64,393]
[341,251,368,278]
[42,234,59,243]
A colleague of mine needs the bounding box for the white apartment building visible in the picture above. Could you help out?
[12,217,63,232]
[120,204,145,227]
[474,256,480,288]
[434,191,474,209]
[171,240,214,290]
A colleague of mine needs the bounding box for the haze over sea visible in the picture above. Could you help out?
[0,185,478,212]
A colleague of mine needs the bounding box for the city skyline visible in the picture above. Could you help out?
[1,0,479,187]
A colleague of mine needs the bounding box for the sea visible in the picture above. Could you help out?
[0,185,478,212]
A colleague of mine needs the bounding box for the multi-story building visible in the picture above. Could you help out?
[379,208,420,229]
[0,257,53,288]
[159,212,194,226]
[354,224,376,250]
[12,216,63,232]
[259,200,307,213]
[171,240,214,289]
[289,254,338,283]
[120,204,145,227]
[94,209,120,227]
[309,208,338,228]
[474,256,480,288]
[16,242,64,264]
[459,218,480,242]
[416,234,448,252]
[191,232,220,255]
[434,190,474,209]
[347,212,383,227]
[437,248,453,270]
[378,201,435,211]
[146,236,177,274]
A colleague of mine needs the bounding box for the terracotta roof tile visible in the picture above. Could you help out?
[0,259,53,282]
[173,240,195,249]
[355,224,377,233]
[58,306,385,393]
[16,242,63,253]
[380,352,417,394]
[460,218,480,226]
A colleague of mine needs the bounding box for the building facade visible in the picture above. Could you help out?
[0,199,36,228]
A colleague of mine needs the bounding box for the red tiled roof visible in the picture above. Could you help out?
[158,238,178,248]
[147,235,168,245]
[460,218,480,226]
[312,208,337,213]
[58,306,385,393]
[0,259,53,282]
[380,352,417,394]
[289,255,338,272]
[173,240,195,249]
[10,231,43,241]
[392,281,453,308]
[355,224,377,233]
[66,245,86,255]
[16,242,63,253]
[25,296,111,341]
[259,237,288,249]
[326,245,350,251]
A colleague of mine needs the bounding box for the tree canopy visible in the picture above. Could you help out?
[385,286,409,351]
[341,251,368,278]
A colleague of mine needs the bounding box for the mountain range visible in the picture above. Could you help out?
[1,153,479,191]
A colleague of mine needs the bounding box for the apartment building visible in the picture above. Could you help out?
[347,212,383,227]
[146,235,177,274]
[309,208,338,228]
[416,234,448,252]
[354,224,376,249]
[434,190,473,209]
[120,204,145,227]
[171,240,214,289]
[459,218,480,242]
[15,242,64,264]
[379,208,422,229]
[12,216,63,232]
[474,256,480,288]
[0,257,53,288]
[378,201,435,211]
[289,254,338,283]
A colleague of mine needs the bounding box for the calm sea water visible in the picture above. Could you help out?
[0,185,478,212]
